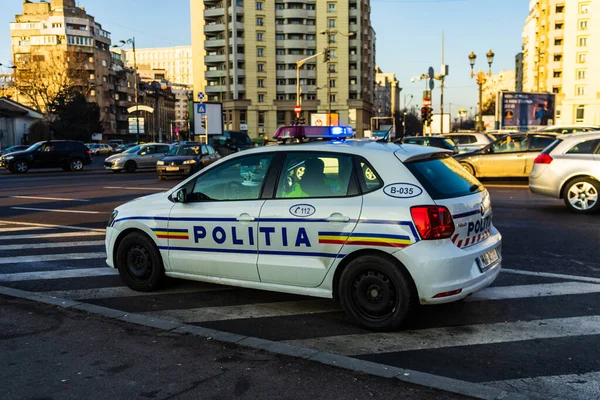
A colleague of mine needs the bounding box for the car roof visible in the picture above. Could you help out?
[237,139,443,162]
[403,135,448,139]
[556,131,600,141]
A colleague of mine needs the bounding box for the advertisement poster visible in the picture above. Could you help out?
[501,92,555,130]
[311,113,339,127]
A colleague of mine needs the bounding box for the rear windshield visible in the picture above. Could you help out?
[404,156,484,200]
[229,132,252,146]
[541,139,562,154]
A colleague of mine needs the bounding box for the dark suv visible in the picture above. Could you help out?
[0,140,92,173]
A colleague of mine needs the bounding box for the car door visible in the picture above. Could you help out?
[257,151,362,288]
[524,135,558,174]
[32,142,54,168]
[477,135,529,177]
[137,145,156,168]
[167,152,275,281]
[51,142,71,167]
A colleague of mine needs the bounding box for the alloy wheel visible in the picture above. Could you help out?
[567,182,598,211]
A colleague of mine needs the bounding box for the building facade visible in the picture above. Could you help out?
[121,46,193,86]
[521,0,599,124]
[9,0,123,133]
[190,0,376,137]
[482,70,516,109]
[0,97,43,148]
[374,67,401,122]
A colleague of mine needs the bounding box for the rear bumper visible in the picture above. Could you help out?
[529,169,561,199]
[393,226,502,305]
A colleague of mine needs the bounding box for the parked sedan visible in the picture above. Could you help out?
[157,143,220,179]
[88,143,114,156]
[529,132,600,213]
[104,143,172,173]
[445,132,495,154]
[114,143,137,153]
[455,133,557,178]
[399,136,458,154]
[0,145,29,156]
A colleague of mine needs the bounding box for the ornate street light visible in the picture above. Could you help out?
[468,49,494,132]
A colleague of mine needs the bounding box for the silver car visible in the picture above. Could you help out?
[444,133,495,154]
[104,143,172,173]
[535,125,600,135]
[89,144,114,156]
[529,132,600,213]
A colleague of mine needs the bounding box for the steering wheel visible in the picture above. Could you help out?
[224,181,245,199]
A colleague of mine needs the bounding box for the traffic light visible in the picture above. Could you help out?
[201,115,207,130]
[299,116,306,125]
[293,117,299,126]
[421,106,427,123]
[426,107,433,125]
[323,48,330,63]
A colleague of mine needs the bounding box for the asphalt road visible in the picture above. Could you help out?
[0,158,599,399]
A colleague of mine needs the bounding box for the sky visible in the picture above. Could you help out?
[0,0,529,116]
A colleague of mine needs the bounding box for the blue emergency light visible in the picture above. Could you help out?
[273,125,354,141]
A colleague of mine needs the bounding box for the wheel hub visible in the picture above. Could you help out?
[352,271,396,318]
[126,246,151,279]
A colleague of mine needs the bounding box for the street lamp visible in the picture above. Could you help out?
[113,37,140,142]
[469,49,494,132]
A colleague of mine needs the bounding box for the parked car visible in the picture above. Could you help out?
[156,143,221,179]
[88,143,114,156]
[398,136,458,154]
[104,143,172,173]
[0,140,92,173]
[0,145,29,156]
[454,133,557,178]
[209,131,253,156]
[114,143,137,153]
[535,125,600,135]
[445,133,495,154]
[529,132,600,213]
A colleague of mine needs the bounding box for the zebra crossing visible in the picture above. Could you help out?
[1,220,599,400]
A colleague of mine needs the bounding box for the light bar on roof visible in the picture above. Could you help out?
[273,126,354,140]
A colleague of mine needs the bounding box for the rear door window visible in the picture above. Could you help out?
[357,159,383,194]
[404,156,484,200]
[53,142,70,151]
[529,136,556,151]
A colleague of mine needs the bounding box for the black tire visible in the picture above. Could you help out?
[116,232,165,292]
[461,162,475,176]
[338,255,416,331]
[125,161,137,173]
[69,157,84,172]
[563,177,600,214]
[13,160,28,173]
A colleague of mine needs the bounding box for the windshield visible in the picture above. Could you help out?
[124,145,142,154]
[168,145,201,156]
[230,132,252,145]
[26,142,43,152]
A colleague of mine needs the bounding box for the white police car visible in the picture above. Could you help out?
[106,126,502,331]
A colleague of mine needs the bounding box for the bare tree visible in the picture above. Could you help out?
[13,48,89,122]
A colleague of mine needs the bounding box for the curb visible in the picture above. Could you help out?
[0,285,524,400]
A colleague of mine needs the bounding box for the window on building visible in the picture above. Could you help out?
[553,53,563,61]
[575,105,585,122]
[553,70,562,78]
[306,4,315,10]
[276,49,284,55]
[275,19,284,25]
[577,69,586,80]
[257,32,263,41]
[306,19,315,25]
[329,79,336,88]
[580,3,590,14]
[258,63,264,72]
[328,19,336,28]
[329,64,336,73]
[554,38,563,46]
[90,89,95,96]
[552,86,561,94]
[276,34,284,40]
[276,64,285,70]
[579,20,588,30]
[578,36,587,47]
[258,111,265,125]
[578,53,587,63]
[576,86,586,96]
[258,79,264,88]
[101,59,107,66]
[555,4,564,13]
[276,79,285,85]
[555,22,564,29]
[258,94,265,103]
[257,48,264,57]
[256,1,263,10]
[328,3,336,12]
[275,3,284,9]
[330,94,336,103]
[329,34,336,43]
[257,17,263,26]
[277,111,286,125]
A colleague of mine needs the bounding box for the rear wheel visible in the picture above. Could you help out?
[461,162,475,176]
[69,158,84,172]
[116,232,165,291]
[563,178,600,214]
[14,161,28,173]
[125,161,137,173]
[339,255,415,331]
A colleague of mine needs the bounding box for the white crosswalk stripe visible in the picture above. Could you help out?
[0,268,117,282]
[0,231,105,240]
[0,252,107,265]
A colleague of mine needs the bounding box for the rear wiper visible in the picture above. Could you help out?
[469,184,480,192]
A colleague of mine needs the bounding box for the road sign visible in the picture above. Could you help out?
[428,67,434,79]
[429,79,435,90]
[294,105,302,114]
[197,103,207,114]
[197,92,205,101]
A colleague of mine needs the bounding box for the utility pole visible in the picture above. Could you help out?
[440,32,445,135]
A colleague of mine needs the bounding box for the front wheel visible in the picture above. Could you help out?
[116,232,165,291]
[338,255,416,331]
[564,178,600,214]
[69,158,84,172]
[13,161,28,173]
[125,161,137,173]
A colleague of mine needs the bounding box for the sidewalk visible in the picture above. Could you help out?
[0,295,466,400]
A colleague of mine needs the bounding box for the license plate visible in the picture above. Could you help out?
[166,166,179,171]
[476,248,499,272]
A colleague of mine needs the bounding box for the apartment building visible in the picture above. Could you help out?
[121,46,193,86]
[482,70,516,108]
[190,0,376,137]
[9,0,121,133]
[521,0,599,124]
[374,67,401,121]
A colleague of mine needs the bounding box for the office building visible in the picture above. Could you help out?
[121,46,193,86]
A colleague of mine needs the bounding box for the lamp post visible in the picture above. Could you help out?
[468,49,494,132]
[113,37,139,142]
[402,94,413,137]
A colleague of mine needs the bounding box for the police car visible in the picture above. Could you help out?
[106,126,502,331]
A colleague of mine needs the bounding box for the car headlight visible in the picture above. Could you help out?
[183,160,196,164]
[108,210,118,227]
[4,156,14,160]
[157,160,165,166]
[111,158,121,163]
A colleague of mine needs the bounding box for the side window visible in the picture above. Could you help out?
[275,152,354,198]
[140,146,154,155]
[191,154,273,201]
[493,136,529,153]
[157,145,170,153]
[52,142,69,151]
[452,136,467,145]
[530,136,558,151]
[358,159,383,194]
[466,136,477,144]
[208,146,216,154]
[567,139,600,154]
[201,145,208,155]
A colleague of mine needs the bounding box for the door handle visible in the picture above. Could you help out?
[327,213,350,223]
[517,154,525,157]
[237,213,255,222]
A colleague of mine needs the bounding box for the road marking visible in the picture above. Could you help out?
[467,281,600,301]
[0,252,106,265]
[0,226,52,233]
[104,186,167,191]
[0,231,105,240]
[487,371,600,400]
[283,315,600,356]
[503,268,600,284]
[44,285,234,300]
[146,299,340,323]
[0,220,105,232]
[0,240,104,251]
[0,268,117,282]
[10,207,107,215]
[10,195,90,202]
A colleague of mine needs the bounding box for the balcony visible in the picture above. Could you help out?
[205,7,225,18]
[205,54,226,63]
[282,39,309,48]
[204,23,225,33]
[229,53,245,62]
[276,24,313,35]
[205,38,226,48]
[228,37,244,46]
[276,69,316,79]
[205,85,227,94]
[205,69,226,78]
[276,9,309,19]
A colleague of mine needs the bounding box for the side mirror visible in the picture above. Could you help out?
[174,188,188,203]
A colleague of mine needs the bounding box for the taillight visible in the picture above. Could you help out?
[534,153,553,164]
[410,206,455,240]
[86,150,92,156]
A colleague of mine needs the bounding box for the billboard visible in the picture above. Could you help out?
[311,113,339,126]
[500,92,555,130]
